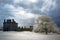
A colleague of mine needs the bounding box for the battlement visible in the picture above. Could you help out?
[4,19,16,23]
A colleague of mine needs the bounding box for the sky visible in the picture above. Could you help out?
[0,0,60,27]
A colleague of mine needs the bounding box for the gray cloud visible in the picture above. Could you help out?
[0,0,60,27]
[48,0,60,26]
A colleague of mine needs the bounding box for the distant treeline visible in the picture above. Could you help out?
[17,26,33,31]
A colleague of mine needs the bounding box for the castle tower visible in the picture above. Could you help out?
[3,19,18,31]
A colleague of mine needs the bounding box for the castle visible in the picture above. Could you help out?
[3,19,33,31]
[3,19,18,31]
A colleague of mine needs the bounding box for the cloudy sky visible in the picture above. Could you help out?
[0,0,60,27]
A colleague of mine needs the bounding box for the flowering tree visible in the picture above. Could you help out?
[33,15,59,34]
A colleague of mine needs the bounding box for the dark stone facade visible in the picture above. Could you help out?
[3,19,18,31]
